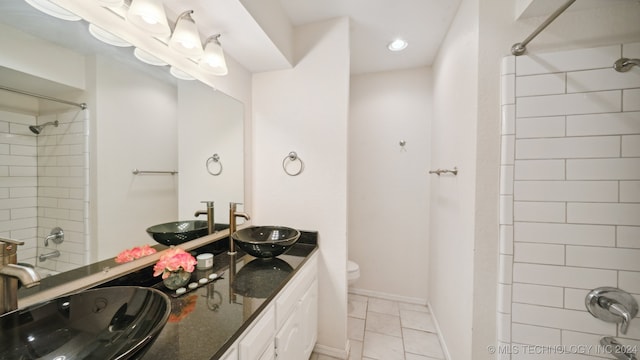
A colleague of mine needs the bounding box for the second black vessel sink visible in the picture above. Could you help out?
[0,286,171,360]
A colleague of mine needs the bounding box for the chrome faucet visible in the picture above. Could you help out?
[44,227,64,247]
[195,201,215,234]
[228,202,250,255]
[0,237,41,314]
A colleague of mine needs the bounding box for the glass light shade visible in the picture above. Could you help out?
[96,0,124,6]
[134,48,167,66]
[126,0,171,38]
[24,0,81,21]
[169,11,203,57]
[88,24,132,47]
[170,66,195,81]
[199,36,228,76]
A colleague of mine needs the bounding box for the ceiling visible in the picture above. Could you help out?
[2,0,632,85]
[277,0,462,75]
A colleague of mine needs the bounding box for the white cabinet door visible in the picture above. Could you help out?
[257,343,275,360]
[239,305,275,360]
[300,280,318,359]
[220,346,238,360]
[275,306,303,360]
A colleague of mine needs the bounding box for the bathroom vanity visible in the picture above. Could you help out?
[16,231,318,360]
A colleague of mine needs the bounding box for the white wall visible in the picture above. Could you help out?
[498,42,640,358]
[0,22,85,90]
[178,80,245,223]
[348,67,431,303]
[92,55,178,260]
[252,17,350,357]
[429,0,478,359]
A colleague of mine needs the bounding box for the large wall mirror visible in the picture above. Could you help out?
[0,0,244,280]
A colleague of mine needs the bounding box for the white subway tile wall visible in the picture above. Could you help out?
[0,110,38,259]
[0,109,88,274]
[498,43,640,359]
[36,110,88,273]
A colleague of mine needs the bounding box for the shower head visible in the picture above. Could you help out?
[29,120,58,135]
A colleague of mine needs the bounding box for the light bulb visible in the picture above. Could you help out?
[388,39,408,52]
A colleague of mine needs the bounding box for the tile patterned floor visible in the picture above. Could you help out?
[309,294,446,360]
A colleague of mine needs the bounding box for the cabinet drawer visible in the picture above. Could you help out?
[275,253,318,329]
[239,304,275,360]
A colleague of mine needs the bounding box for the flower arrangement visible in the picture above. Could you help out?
[153,247,197,279]
[114,245,157,263]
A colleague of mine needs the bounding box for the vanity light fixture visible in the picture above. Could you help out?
[388,38,408,52]
[88,24,132,47]
[134,48,168,66]
[170,66,196,80]
[199,34,228,76]
[96,0,124,7]
[126,0,171,38]
[168,10,203,57]
[24,0,81,21]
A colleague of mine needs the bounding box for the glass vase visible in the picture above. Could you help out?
[163,270,191,290]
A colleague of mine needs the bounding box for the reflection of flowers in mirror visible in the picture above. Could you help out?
[115,245,157,263]
[169,294,198,322]
[153,247,197,279]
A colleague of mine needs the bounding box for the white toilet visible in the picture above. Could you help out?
[347,260,360,286]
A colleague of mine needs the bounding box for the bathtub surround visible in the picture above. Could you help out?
[0,110,38,262]
[35,109,89,274]
[498,42,640,357]
[0,108,89,274]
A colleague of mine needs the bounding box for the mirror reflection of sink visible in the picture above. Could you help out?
[231,226,300,258]
[0,286,171,359]
[146,220,209,246]
[232,258,294,298]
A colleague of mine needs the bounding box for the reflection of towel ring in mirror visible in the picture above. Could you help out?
[201,283,223,311]
[206,154,223,176]
[282,151,304,176]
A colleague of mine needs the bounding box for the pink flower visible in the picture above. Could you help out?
[153,247,197,278]
[115,245,157,263]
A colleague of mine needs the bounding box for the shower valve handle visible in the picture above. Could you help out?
[586,287,638,335]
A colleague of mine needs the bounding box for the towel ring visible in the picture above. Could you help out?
[206,154,223,176]
[282,151,304,176]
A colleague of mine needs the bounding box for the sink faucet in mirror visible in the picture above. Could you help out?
[229,202,250,255]
[0,238,41,314]
[195,201,216,234]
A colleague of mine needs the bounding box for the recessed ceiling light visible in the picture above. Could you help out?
[388,39,408,52]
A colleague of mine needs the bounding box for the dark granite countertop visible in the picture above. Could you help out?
[107,231,318,360]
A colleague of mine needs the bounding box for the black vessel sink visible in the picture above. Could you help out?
[231,226,300,258]
[0,286,171,360]
[146,220,208,246]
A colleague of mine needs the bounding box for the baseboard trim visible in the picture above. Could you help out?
[348,287,427,306]
[427,302,451,360]
[313,341,350,360]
